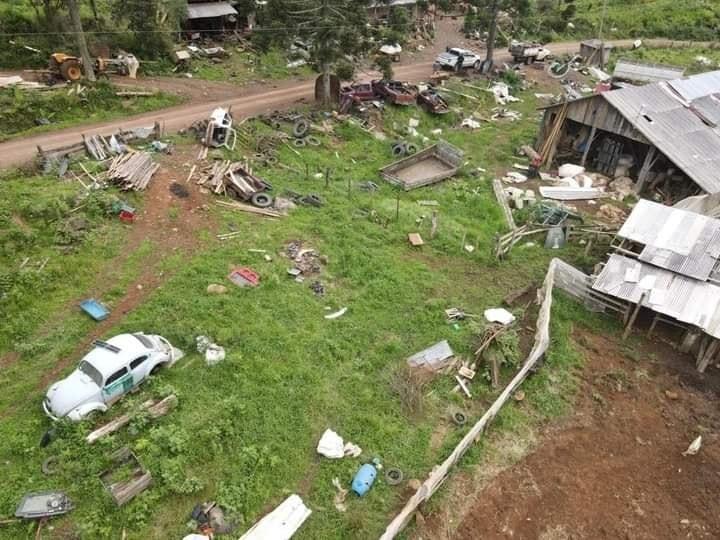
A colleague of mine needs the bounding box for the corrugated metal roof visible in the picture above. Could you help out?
[186,1,237,19]
[592,254,720,338]
[613,58,684,83]
[603,70,720,194]
[618,199,720,280]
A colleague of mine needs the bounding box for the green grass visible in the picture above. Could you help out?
[571,0,720,42]
[608,46,720,74]
[0,83,185,142]
[150,48,314,85]
[0,82,615,539]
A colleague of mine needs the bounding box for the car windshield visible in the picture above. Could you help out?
[78,360,103,386]
[132,333,154,349]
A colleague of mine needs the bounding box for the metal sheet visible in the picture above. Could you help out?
[186,2,237,19]
[603,71,720,194]
[593,254,720,337]
[613,58,684,83]
[618,199,720,280]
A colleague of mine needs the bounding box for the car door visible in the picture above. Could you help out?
[101,366,133,405]
[129,355,150,386]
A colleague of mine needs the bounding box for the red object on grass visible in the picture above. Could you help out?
[119,210,135,223]
[228,267,260,288]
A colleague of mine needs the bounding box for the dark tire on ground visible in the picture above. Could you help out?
[405,143,418,155]
[293,138,307,147]
[151,363,165,375]
[251,192,274,208]
[306,135,321,146]
[386,468,404,485]
[392,143,405,157]
[60,60,82,82]
[293,119,310,138]
[41,456,59,475]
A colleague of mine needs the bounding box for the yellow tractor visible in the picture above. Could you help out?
[48,52,83,82]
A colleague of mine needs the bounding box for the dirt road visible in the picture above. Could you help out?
[0,38,698,169]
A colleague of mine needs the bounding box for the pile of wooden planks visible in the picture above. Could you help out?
[197,159,269,198]
[107,152,159,191]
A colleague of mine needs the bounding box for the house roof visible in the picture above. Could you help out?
[186,1,237,20]
[593,254,720,338]
[369,0,417,6]
[612,58,685,83]
[602,70,720,194]
[618,199,720,281]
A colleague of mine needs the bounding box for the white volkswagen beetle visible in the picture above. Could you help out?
[43,333,184,421]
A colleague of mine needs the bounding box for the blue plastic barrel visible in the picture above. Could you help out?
[351,464,377,496]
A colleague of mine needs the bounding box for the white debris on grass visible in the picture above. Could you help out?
[484,308,516,325]
[461,117,481,129]
[239,494,311,540]
[317,429,363,459]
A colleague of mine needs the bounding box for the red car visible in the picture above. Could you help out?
[372,80,418,106]
[339,82,380,112]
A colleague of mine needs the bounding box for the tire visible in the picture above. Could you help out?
[385,468,404,486]
[306,135,321,146]
[251,192,273,208]
[405,143,418,155]
[452,411,467,426]
[293,138,307,147]
[41,456,60,475]
[60,60,82,82]
[391,143,405,157]
[474,60,481,70]
[150,363,164,375]
[292,119,310,138]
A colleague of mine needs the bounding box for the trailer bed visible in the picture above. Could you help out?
[379,141,463,190]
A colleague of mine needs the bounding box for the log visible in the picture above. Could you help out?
[380,258,563,539]
[86,395,178,443]
[216,200,281,218]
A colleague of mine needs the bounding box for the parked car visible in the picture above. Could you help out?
[339,82,380,112]
[417,88,450,115]
[508,40,552,64]
[43,333,184,421]
[434,47,483,72]
[372,80,418,106]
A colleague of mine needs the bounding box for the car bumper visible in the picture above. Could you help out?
[42,399,60,421]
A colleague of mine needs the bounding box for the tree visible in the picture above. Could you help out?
[288,0,371,106]
[108,0,187,58]
[65,0,95,81]
[467,0,529,65]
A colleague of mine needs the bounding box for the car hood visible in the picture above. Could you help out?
[45,370,100,418]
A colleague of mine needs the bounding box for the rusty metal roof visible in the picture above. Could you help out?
[618,199,720,281]
[592,254,720,338]
[186,1,237,19]
[603,70,720,194]
[612,58,685,83]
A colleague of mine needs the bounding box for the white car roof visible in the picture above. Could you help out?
[81,334,151,378]
[450,48,472,54]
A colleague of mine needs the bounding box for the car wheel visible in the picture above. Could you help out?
[473,60,481,70]
[151,363,164,375]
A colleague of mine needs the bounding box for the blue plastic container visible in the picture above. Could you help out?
[351,464,377,496]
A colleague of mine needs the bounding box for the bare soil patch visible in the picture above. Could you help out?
[420,330,720,539]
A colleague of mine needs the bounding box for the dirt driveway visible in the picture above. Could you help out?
[419,330,720,540]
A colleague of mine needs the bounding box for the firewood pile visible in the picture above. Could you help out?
[106,152,159,191]
[197,159,270,198]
